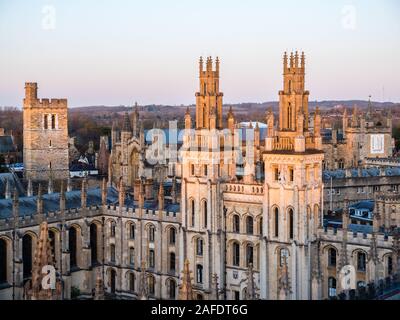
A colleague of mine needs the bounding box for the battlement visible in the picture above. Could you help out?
[320,226,393,245]
[37,98,68,108]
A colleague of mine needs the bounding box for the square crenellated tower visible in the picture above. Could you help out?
[23,82,69,181]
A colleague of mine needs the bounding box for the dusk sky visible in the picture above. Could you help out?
[0,0,399,107]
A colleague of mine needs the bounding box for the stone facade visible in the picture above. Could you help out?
[23,83,69,181]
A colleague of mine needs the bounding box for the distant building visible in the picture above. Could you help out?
[0,128,18,165]
[23,83,69,181]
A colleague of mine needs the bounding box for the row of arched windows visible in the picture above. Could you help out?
[231,215,261,235]
[189,199,208,228]
[231,242,256,268]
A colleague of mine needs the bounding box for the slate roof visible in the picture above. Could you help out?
[0,187,119,219]
[323,167,400,180]
[0,173,24,196]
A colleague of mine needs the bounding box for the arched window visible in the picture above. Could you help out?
[357,252,366,272]
[51,114,56,129]
[90,224,98,266]
[110,244,116,262]
[0,239,7,284]
[169,228,176,245]
[68,227,77,269]
[328,277,337,298]
[246,216,254,235]
[148,249,155,269]
[233,215,240,233]
[232,242,240,266]
[202,200,208,228]
[338,159,344,170]
[246,244,254,267]
[169,252,176,272]
[129,273,135,292]
[259,217,263,235]
[196,264,203,284]
[328,248,337,267]
[196,238,203,256]
[148,275,155,295]
[129,247,135,266]
[190,199,195,227]
[288,209,294,239]
[110,269,116,294]
[148,225,155,243]
[168,279,176,299]
[196,293,204,300]
[129,223,135,239]
[274,207,279,238]
[288,80,292,93]
[110,221,116,237]
[23,234,33,278]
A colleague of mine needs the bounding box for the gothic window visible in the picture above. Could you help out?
[190,164,195,176]
[129,273,135,292]
[110,221,116,237]
[357,252,366,272]
[90,224,98,266]
[204,83,207,96]
[0,239,7,284]
[288,209,294,240]
[110,244,116,262]
[288,103,292,129]
[328,277,337,298]
[148,225,155,243]
[274,207,279,238]
[289,167,294,182]
[129,223,135,240]
[48,229,56,263]
[203,165,208,176]
[149,249,155,269]
[196,238,203,256]
[190,199,195,227]
[169,227,176,245]
[169,252,176,272]
[274,167,279,181]
[338,159,344,170]
[246,216,254,235]
[168,279,176,299]
[129,247,135,266]
[202,200,208,228]
[196,264,203,284]
[148,275,155,295]
[68,227,77,269]
[259,217,263,235]
[246,244,254,267]
[288,80,292,93]
[232,242,240,266]
[328,248,337,267]
[233,215,240,233]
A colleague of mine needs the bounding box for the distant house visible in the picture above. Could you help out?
[0,128,18,165]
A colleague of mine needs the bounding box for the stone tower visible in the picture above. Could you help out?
[195,57,223,129]
[23,82,69,181]
[262,52,324,300]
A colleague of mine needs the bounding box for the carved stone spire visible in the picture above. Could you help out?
[48,173,54,194]
[158,180,164,211]
[171,176,177,204]
[60,181,65,213]
[179,259,194,300]
[36,184,44,221]
[245,263,257,300]
[24,221,62,300]
[212,273,220,300]
[5,178,11,199]
[27,178,33,197]
[278,257,291,300]
[101,177,107,206]
[118,177,125,208]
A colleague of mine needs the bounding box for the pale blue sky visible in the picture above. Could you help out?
[0,0,399,107]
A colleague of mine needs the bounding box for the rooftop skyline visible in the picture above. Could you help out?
[0,0,399,107]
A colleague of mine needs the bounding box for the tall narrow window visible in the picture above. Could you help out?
[288,209,294,240]
[246,244,253,267]
[190,199,195,227]
[328,248,337,267]
[233,215,240,233]
[51,114,56,129]
[129,224,135,239]
[44,114,48,129]
[149,249,155,269]
[169,279,176,299]
[233,242,240,266]
[328,277,337,298]
[148,276,155,295]
[148,225,155,243]
[129,273,135,292]
[357,252,366,272]
[0,239,7,283]
[274,207,279,237]
[110,244,116,262]
[196,238,203,256]
[203,200,208,228]
[110,221,116,237]
[288,103,292,129]
[90,224,98,266]
[289,167,294,182]
[246,216,254,235]
[388,256,393,275]
[129,247,135,265]
[274,167,279,181]
[169,228,176,245]
[196,265,203,284]
[259,217,263,235]
[68,228,77,269]
[169,252,176,272]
